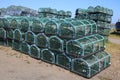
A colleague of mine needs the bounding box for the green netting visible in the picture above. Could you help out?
[12,40,21,51]
[20,42,30,54]
[14,29,23,41]
[56,54,71,70]
[49,36,64,52]
[71,51,110,78]
[36,33,48,48]
[25,31,36,44]
[29,44,40,59]
[6,29,14,39]
[41,49,55,63]
[98,27,110,36]
[31,18,45,33]
[0,28,6,39]
[96,21,111,28]
[66,34,105,57]
[10,18,21,29]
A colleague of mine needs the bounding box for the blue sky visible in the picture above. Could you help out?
[0,0,119,23]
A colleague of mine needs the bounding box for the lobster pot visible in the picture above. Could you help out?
[14,29,24,41]
[49,36,64,52]
[11,18,21,29]
[21,18,32,32]
[36,33,48,48]
[71,51,110,78]
[56,54,71,70]
[57,10,65,19]
[7,29,14,39]
[0,18,4,28]
[59,20,96,39]
[12,40,21,51]
[2,18,11,29]
[49,9,57,18]
[41,49,55,64]
[0,28,6,45]
[66,34,105,58]
[75,14,88,19]
[45,20,58,36]
[25,31,36,44]
[44,19,64,36]
[31,19,44,33]
[20,41,30,54]
[94,51,110,70]
[87,6,94,13]
[30,44,40,59]
[95,6,104,13]
[89,20,97,34]
[65,11,72,18]
[98,27,110,36]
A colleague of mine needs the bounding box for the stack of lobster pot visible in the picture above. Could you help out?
[87,6,113,41]
[0,6,112,78]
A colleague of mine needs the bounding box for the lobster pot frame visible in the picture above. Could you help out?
[59,20,97,39]
[41,49,55,64]
[25,31,36,44]
[49,36,64,52]
[29,44,40,59]
[98,27,110,36]
[10,18,21,29]
[36,33,48,48]
[56,54,72,70]
[14,29,24,41]
[31,19,44,33]
[7,29,14,39]
[20,41,30,54]
[71,51,110,78]
[66,34,105,58]
[12,40,21,51]
[21,18,32,32]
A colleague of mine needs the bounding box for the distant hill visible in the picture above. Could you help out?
[0,5,38,17]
